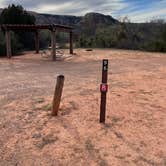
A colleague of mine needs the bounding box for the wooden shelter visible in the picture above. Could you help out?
[0,24,73,61]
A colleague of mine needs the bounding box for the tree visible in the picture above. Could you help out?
[162,27,166,42]
[0,4,35,24]
[149,18,165,24]
[118,16,130,23]
[0,4,36,56]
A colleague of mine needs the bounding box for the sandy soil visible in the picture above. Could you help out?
[0,49,166,166]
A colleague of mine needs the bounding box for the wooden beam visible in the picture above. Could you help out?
[35,30,39,54]
[52,75,65,116]
[1,24,72,31]
[69,31,73,54]
[5,30,12,58]
[51,29,56,61]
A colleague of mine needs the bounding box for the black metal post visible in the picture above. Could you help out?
[100,59,108,123]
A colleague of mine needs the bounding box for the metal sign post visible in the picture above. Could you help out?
[100,59,108,123]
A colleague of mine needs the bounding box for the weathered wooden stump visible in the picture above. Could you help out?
[52,75,65,116]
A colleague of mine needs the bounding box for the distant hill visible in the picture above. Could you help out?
[31,11,119,27]
[79,12,119,35]
[33,12,82,26]
[0,8,120,35]
[0,8,118,27]
[1,8,166,52]
[0,8,82,26]
[80,13,119,26]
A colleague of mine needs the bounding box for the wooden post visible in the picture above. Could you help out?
[5,30,12,58]
[35,30,39,54]
[100,59,108,123]
[51,29,56,61]
[69,31,73,54]
[52,75,65,116]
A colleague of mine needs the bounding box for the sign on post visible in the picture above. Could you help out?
[100,59,108,123]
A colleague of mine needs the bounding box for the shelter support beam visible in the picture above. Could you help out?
[5,30,12,58]
[35,30,39,54]
[51,29,56,61]
[69,31,73,54]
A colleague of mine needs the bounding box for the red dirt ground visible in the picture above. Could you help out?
[0,49,166,166]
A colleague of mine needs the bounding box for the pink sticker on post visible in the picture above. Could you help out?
[100,84,108,92]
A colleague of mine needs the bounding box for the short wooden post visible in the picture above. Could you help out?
[69,31,73,54]
[51,29,56,61]
[35,30,39,54]
[52,75,65,116]
[5,30,12,58]
[100,59,108,123]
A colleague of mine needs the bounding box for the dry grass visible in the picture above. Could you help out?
[0,49,166,165]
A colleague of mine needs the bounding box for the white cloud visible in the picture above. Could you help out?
[0,0,6,8]
[34,2,74,13]
[1,0,129,16]
[116,1,166,22]
[0,0,166,22]
[129,8,166,22]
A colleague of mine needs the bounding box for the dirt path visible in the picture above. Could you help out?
[0,49,166,165]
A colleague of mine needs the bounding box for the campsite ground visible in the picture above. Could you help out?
[0,49,166,166]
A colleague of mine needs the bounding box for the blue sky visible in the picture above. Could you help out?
[0,0,166,22]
